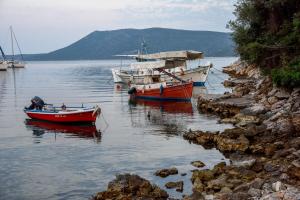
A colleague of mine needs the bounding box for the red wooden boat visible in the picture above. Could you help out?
[24,107,100,123]
[24,97,101,123]
[128,81,193,101]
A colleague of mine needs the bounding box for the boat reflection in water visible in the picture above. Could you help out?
[25,119,102,142]
[129,98,193,115]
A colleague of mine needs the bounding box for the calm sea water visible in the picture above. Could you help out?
[0,58,237,200]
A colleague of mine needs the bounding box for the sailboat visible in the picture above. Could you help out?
[0,46,9,71]
[8,26,25,68]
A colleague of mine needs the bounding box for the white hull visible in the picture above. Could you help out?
[0,61,9,71]
[112,65,211,86]
[8,61,25,68]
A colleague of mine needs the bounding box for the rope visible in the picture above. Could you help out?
[11,28,24,61]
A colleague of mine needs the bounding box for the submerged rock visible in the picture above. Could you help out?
[191,161,205,168]
[93,174,168,200]
[154,167,178,178]
[165,181,184,192]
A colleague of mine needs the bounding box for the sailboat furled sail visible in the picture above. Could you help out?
[8,26,25,68]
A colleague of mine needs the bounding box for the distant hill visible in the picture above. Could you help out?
[24,28,235,60]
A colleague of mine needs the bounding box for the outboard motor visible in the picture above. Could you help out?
[128,87,137,95]
[28,96,45,110]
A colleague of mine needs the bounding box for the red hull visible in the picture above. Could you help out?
[132,82,193,101]
[25,109,97,123]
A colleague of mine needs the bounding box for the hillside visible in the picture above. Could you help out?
[24,28,235,60]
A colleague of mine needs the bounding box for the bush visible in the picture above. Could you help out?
[271,67,300,88]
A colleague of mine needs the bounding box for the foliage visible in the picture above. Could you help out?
[228,0,300,87]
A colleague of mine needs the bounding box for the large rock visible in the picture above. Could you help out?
[216,134,249,152]
[93,174,169,200]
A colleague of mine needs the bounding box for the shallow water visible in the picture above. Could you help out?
[0,58,237,199]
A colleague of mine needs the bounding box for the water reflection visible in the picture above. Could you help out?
[129,98,193,115]
[25,119,102,143]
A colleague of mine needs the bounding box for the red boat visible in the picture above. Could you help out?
[128,81,193,101]
[24,97,101,123]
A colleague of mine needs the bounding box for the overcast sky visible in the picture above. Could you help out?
[0,0,237,54]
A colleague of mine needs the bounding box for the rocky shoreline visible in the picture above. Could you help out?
[182,61,300,199]
[93,61,300,200]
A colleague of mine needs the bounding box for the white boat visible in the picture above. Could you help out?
[8,26,25,68]
[0,61,8,71]
[112,50,212,86]
[0,46,9,71]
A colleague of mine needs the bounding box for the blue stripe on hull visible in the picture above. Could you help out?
[133,96,191,102]
[193,82,205,86]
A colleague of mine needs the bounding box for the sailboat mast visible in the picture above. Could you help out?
[10,26,14,62]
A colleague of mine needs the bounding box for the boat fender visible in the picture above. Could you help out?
[93,105,101,117]
[160,84,164,95]
[128,87,137,95]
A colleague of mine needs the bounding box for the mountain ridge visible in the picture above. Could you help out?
[22,28,235,60]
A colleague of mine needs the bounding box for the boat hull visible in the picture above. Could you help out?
[130,82,193,101]
[24,109,97,123]
[0,63,8,71]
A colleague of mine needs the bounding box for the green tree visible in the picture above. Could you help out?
[228,0,300,87]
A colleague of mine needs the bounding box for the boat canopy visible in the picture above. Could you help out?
[135,50,203,61]
[130,60,186,70]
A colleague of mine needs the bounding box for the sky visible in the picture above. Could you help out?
[0,0,237,54]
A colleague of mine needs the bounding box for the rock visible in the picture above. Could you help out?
[165,181,184,192]
[283,185,300,199]
[292,113,300,133]
[207,174,230,191]
[251,159,264,172]
[264,162,280,172]
[274,117,295,134]
[248,187,262,198]
[219,186,232,194]
[232,158,256,168]
[216,134,249,152]
[279,173,289,181]
[264,144,277,157]
[204,194,214,200]
[154,167,178,178]
[191,161,205,168]
[275,90,290,99]
[191,169,214,183]
[288,160,300,179]
[192,178,204,193]
[233,182,250,192]
[268,96,278,105]
[93,174,169,200]
[249,178,264,189]
[212,162,226,175]
[181,173,187,176]
[242,103,267,115]
[229,192,250,200]
[271,181,284,192]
